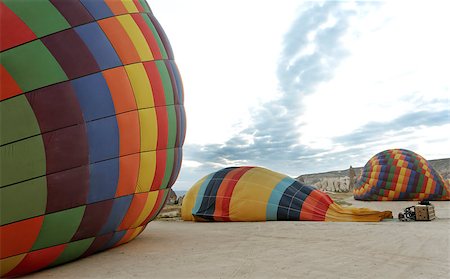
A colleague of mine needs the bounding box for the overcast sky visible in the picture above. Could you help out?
[151,0,450,191]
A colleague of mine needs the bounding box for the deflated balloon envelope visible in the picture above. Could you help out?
[0,0,185,276]
[353,149,450,201]
[182,166,392,222]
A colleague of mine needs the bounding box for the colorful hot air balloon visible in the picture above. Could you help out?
[182,167,392,222]
[0,0,185,276]
[353,149,450,201]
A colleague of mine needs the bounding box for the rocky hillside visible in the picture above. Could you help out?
[296,158,449,192]
[429,158,450,180]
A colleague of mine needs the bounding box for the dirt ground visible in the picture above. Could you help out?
[27,198,450,279]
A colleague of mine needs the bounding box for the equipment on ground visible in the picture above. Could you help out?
[398,201,436,221]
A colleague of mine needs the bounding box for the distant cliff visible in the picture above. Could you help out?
[296,158,449,192]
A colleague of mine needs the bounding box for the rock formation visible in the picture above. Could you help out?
[313,176,351,192]
[349,165,356,191]
[167,189,178,205]
[296,158,449,193]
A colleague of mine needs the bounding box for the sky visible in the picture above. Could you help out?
[151,0,450,191]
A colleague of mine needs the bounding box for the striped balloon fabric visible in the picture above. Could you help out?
[182,167,392,222]
[0,0,185,276]
[353,149,450,201]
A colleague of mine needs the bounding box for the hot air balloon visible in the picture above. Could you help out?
[0,0,185,276]
[353,149,450,201]
[182,167,392,222]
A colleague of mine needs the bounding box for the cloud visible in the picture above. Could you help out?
[174,2,360,189]
[334,110,450,146]
[173,1,450,190]
[278,2,353,100]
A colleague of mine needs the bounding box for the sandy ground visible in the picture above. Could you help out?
[27,199,450,279]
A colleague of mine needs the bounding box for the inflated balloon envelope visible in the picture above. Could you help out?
[182,167,393,222]
[0,0,185,277]
[354,149,450,201]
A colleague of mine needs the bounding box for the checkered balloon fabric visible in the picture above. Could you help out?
[353,149,449,201]
[0,0,185,276]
